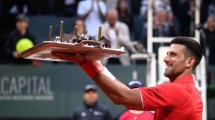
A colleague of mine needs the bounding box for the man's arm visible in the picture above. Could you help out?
[96,1,106,21]
[94,72,143,110]
[72,110,79,120]
[77,2,93,21]
[51,53,143,110]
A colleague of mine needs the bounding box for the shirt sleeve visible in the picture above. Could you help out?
[72,110,78,120]
[139,83,188,111]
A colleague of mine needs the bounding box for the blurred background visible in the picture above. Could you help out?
[0,0,215,120]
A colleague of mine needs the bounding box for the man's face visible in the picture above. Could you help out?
[83,90,98,106]
[207,17,215,32]
[16,21,28,31]
[163,44,187,81]
[107,13,118,28]
[155,11,166,26]
[119,0,127,11]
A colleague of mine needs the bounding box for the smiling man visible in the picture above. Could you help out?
[52,37,203,120]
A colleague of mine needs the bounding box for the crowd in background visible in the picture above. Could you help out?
[0,0,215,65]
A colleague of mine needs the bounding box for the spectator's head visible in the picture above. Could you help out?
[15,14,29,33]
[117,0,128,13]
[154,9,166,27]
[206,16,215,32]
[75,19,85,35]
[107,9,118,28]
[127,80,143,89]
[163,37,202,81]
[83,84,99,106]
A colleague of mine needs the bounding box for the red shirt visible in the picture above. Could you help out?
[119,111,154,120]
[139,75,203,120]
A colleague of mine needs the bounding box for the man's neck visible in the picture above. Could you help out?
[84,101,98,108]
[170,71,192,82]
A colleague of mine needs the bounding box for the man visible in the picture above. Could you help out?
[102,9,131,66]
[152,9,177,57]
[52,37,203,120]
[4,14,36,64]
[153,9,177,37]
[118,80,154,120]
[77,0,107,39]
[140,0,173,20]
[203,16,215,64]
[72,84,112,120]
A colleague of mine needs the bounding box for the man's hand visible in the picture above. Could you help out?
[79,1,93,20]
[52,52,104,79]
[52,52,143,110]
[51,52,103,65]
[13,51,20,59]
[51,52,88,66]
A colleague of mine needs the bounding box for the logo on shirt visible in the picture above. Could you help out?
[93,111,103,116]
[81,112,86,117]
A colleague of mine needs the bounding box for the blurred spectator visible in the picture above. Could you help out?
[174,0,195,36]
[1,0,28,14]
[153,0,172,15]
[140,0,174,50]
[203,16,215,65]
[74,19,85,35]
[77,0,107,39]
[72,84,112,120]
[153,9,177,37]
[53,0,80,16]
[141,8,176,58]
[152,9,176,57]
[116,0,133,32]
[116,80,154,120]
[4,14,36,64]
[140,0,173,20]
[102,9,131,66]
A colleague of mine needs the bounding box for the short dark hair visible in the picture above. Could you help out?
[15,14,29,22]
[170,37,203,69]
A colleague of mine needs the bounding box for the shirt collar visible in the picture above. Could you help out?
[173,75,194,84]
